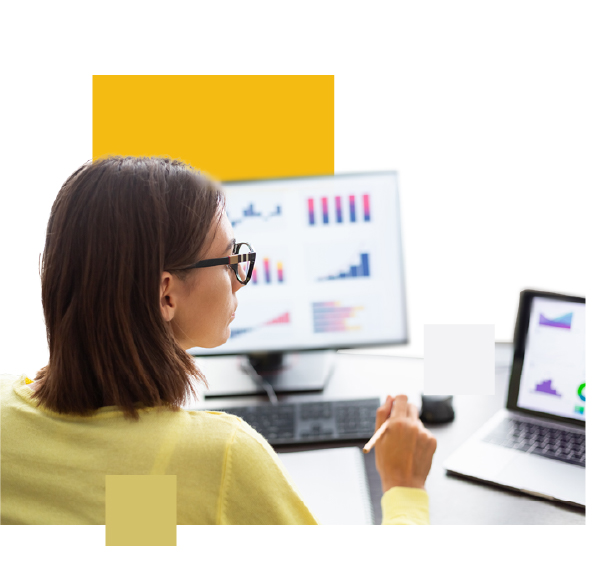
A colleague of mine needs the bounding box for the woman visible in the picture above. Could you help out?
[0,156,436,525]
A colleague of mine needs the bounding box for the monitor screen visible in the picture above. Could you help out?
[188,172,408,356]
[516,296,586,421]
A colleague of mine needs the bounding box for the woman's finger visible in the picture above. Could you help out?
[406,402,420,420]
[375,395,393,430]
[390,394,408,418]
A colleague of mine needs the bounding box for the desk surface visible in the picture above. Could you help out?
[196,343,585,525]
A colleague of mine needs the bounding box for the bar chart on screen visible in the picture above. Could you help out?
[227,200,285,229]
[312,301,365,334]
[307,193,372,227]
[230,310,292,339]
[254,257,285,284]
[306,242,374,285]
[317,252,371,281]
[248,247,287,286]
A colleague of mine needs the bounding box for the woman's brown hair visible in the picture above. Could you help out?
[33,156,225,419]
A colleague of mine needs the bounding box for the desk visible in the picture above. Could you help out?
[194,343,585,525]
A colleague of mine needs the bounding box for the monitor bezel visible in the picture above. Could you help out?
[506,289,585,428]
[191,170,409,356]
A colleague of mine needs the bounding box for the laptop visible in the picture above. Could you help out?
[443,289,585,507]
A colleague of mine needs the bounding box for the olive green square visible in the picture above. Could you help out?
[105,475,176,546]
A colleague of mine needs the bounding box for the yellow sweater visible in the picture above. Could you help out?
[0,375,429,525]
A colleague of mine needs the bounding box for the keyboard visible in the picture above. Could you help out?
[483,418,585,467]
[203,398,380,446]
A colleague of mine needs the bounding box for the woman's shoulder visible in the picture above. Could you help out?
[0,374,28,399]
[188,408,272,448]
[174,409,273,462]
[185,409,263,441]
[0,373,27,384]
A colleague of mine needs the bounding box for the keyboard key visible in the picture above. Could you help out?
[533,449,563,462]
[494,428,583,460]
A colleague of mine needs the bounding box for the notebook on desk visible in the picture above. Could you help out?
[278,447,374,525]
[443,289,585,507]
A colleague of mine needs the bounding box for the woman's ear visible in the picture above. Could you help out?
[159,272,176,322]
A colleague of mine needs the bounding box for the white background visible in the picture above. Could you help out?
[1,0,599,559]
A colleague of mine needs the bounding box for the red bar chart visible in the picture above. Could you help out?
[321,197,329,224]
[363,194,371,221]
[308,198,315,225]
[250,257,286,285]
[307,194,371,226]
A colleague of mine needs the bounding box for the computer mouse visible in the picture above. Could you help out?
[420,394,454,423]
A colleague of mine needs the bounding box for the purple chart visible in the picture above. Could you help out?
[533,379,561,397]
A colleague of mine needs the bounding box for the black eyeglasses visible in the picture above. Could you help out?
[179,242,256,285]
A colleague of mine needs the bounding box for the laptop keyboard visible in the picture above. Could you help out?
[483,418,585,467]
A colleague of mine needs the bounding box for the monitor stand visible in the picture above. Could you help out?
[198,350,336,398]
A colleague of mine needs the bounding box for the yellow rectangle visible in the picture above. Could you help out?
[105,475,176,546]
[93,75,334,181]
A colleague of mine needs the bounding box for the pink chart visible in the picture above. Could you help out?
[312,301,363,333]
[231,312,290,338]
[307,194,371,225]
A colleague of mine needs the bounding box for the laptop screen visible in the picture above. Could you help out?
[516,296,586,421]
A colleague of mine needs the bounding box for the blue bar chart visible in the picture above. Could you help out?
[318,253,371,281]
[229,202,282,227]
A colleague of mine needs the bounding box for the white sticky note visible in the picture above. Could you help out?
[424,324,495,395]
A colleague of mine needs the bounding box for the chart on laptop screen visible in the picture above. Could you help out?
[189,173,407,355]
[517,297,586,420]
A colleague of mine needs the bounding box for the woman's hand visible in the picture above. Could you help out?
[374,394,437,493]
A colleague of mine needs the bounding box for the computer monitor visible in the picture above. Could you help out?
[188,171,408,393]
